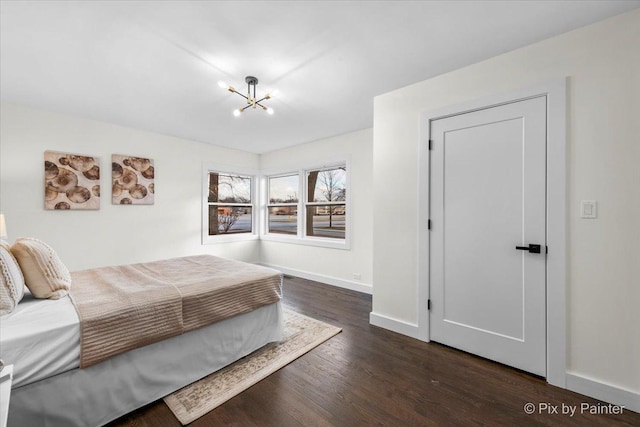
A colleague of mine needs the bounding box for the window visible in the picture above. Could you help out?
[267,174,299,235]
[262,163,348,247]
[204,162,348,247]
[305,166,347,240]
[206,171,254,237]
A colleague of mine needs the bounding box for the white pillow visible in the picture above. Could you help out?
[10,238,71,299]
[0,240,26,315]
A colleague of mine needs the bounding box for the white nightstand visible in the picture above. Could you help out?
[0,364,13,427]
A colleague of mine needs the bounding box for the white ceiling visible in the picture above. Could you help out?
[1,1,638,154]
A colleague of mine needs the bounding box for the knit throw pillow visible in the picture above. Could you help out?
[0,240,26,315]
[11,238,71,299]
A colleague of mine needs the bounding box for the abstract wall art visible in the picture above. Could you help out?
[112,154,155,205]
[44,151,101,210]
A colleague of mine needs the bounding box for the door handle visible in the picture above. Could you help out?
[515,244,541,254]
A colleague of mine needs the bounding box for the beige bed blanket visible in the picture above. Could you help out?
[70,255,283,368]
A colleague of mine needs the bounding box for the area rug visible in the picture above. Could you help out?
[163,308,342,425]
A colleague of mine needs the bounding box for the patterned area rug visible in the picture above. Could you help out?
[163,308,342,425]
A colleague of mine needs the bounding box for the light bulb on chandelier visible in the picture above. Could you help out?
[219,76,275,117]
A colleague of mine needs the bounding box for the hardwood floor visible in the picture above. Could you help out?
[110,276,639,426]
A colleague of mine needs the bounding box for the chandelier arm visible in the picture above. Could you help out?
[255,96,270,104]
[234,92,249,101]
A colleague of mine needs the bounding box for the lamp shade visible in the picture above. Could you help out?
[0,213,7,239]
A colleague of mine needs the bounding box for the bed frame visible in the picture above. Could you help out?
[8,302,283,427]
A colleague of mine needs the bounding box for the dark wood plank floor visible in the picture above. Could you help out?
[110,276,639,426]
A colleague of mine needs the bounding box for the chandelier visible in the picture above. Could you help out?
[218,76,275,117]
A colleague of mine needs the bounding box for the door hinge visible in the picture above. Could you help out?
[428,140,433,150]
[428,219,432,230]
[546,246,549,254]
[427,299,431,310]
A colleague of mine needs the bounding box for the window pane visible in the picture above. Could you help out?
[208,205,252,235]
[269,175,299,203]
[268,206,297,235]
[208,173,251,203]
[305,205,345,239]
[307,167,346,202]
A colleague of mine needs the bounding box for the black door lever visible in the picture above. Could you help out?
[515,244,541,254]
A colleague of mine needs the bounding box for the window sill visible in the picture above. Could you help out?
[260,233,350,250]
[202,233,259,244]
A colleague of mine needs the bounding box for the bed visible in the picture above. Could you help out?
[1,254,284,427]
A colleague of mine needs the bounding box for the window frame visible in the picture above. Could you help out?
[202,164,259,244]
[265,172,301,237]
[260,159,350,250]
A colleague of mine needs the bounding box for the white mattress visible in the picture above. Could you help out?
[0,292,80,388]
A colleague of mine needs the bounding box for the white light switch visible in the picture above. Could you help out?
[580,200,597,219]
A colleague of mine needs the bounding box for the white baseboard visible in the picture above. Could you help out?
[258,263,372,295]
[369,311,422,340]
[566,373,640,413]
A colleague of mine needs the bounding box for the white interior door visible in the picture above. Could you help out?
[429,96,547,376]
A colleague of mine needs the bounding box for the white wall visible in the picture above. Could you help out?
[0,103,260,270]
[259,129,373,293]
[373,9,639,399]
[0,103,374,290]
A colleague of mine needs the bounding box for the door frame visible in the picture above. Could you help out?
[417,78,567,387]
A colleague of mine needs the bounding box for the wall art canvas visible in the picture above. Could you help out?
[44,151,101,210]
[112,154,155,205]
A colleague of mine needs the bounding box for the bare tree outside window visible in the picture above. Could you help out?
[314,167,346,228]
[208,172,253,235]
[306,166,346,239]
